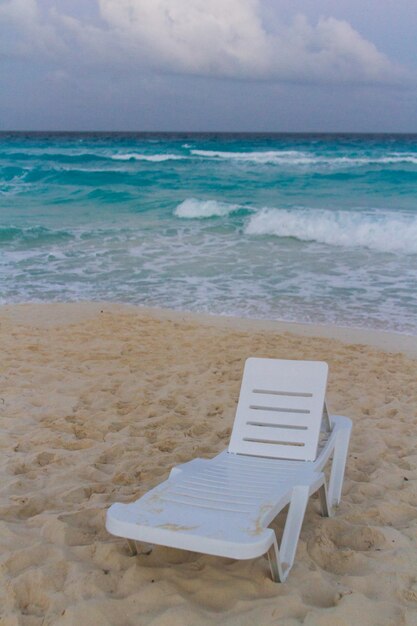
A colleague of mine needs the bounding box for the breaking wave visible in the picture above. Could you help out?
[245,208,417,254]
[174,198,246,218]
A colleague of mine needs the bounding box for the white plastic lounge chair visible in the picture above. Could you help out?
[106,358,352,582]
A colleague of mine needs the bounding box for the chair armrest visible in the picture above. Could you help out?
[315,415,352,471]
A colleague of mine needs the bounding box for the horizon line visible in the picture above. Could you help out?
[1,130,417,136]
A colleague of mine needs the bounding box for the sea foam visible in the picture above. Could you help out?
[0,225,74,244]
[245,208,417,254]
[174,198,244,218]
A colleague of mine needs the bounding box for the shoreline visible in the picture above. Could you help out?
[2,301,417,358]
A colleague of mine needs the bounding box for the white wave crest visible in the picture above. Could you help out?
[191,149,417,167]
[191,149,312,165]
[112,153,184,162]
[245,208,417,254]
[174,198,243,218]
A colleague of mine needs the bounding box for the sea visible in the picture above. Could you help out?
[1,132,417,334]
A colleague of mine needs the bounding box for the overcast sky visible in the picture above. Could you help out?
[1,0,417,132]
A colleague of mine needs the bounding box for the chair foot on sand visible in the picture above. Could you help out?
[126,539,153,556]
[126,539,138,556]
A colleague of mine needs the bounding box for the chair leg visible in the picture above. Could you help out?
[318,482,331,517]
[267,541,282,583]
[267,484,310,582]
[328,428,351,508]
[126,539,153,556]
[127,539,138,556]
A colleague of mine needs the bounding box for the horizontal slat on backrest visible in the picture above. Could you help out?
[245,409,312,429]
[242,425,309,445]
[229,358,328,461]
[249,393,314,412]
[234,439,312,461]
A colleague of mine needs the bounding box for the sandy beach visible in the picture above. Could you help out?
[1,302,417,626]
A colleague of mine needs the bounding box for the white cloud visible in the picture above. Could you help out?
[97,0,410,83]
[0,0,409,84]
[267,14,404,83]
[98,0,272,76]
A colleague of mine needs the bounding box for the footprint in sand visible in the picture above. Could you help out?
[6,559,68,619]
[57,508,107,546]
[346,502,417,527]
[307,520,385,575]
[35,451,56,466]
[3,494,47,521]
[299,572,339,608]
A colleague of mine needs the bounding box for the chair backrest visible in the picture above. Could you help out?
[228,358,328,461]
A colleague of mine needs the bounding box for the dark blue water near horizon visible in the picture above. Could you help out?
[1,132,417,333]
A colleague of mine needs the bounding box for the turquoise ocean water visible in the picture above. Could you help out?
[1,132,417,333]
